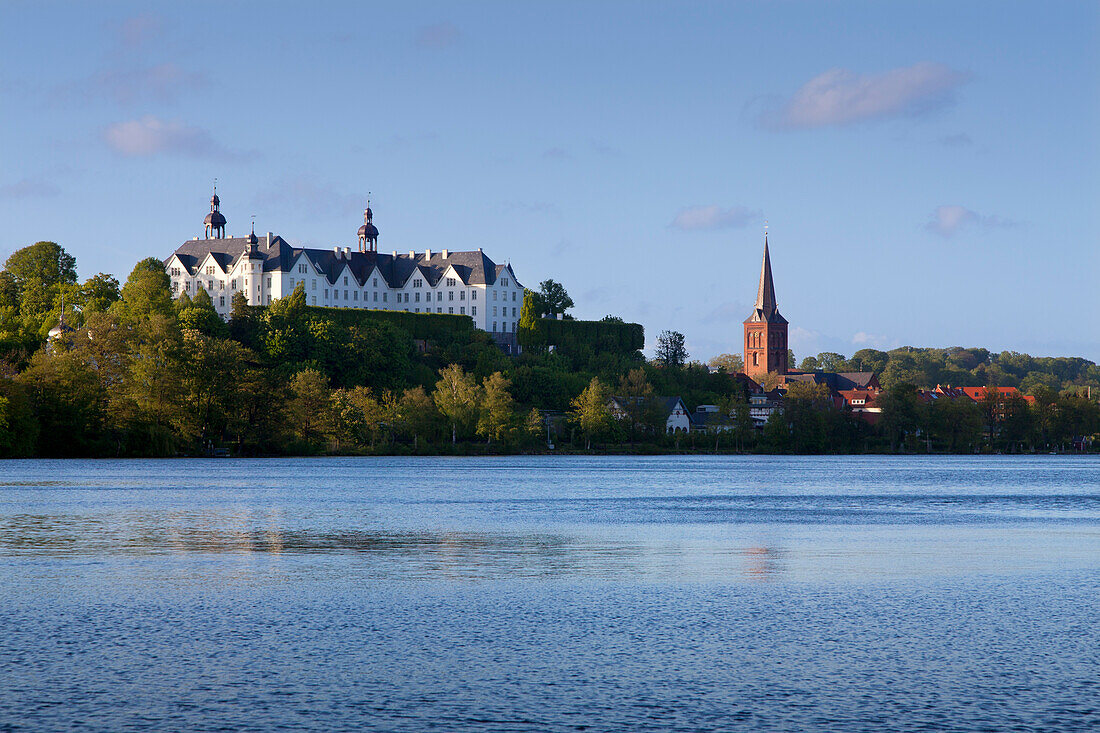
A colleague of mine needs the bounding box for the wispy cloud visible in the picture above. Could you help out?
[415,22,460,49]
[669,205,760,232]
[56,63,208,105]
[0,178,60,199]
[761,62,969,130]
[924,205,1018,237]
[939,132,973,147]
[852,332,899,349]
[102,116,255,160]
[253,176,363,219]
[116,13,163,51]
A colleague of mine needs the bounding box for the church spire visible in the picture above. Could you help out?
[754,233,777,316]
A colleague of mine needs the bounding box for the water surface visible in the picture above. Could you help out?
[1,456,1098,731]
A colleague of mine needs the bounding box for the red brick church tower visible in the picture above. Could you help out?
[743,235,789,379]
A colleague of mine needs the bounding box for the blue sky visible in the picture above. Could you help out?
[2,1,1097,361]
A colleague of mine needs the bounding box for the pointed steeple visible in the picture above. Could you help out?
[744,232,787,325]
[755,234,777,314]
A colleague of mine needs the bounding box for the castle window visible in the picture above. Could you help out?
[312,296,316,305]
[472,291,477,301]
[460,291,465,300]
[448,291,454,301]
[472,306,477,316]
[344,277,348,285]
[447,277,456,286]
[512,292,516,301]
[449,307,454,314]
[753,353,758,367]
[373,278,377,287]
[299,264,307,274]
[415,293,420,302]
[373,292,378,302]
[460,307,465,315]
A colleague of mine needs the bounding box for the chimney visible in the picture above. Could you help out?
[425,249,432,259]
[334,246,342,259]
[477,247,482,253]
[344,247,351,256]
[441,249,448,258]
[408,250,415,257]
[266,232,273,248]
[392,251,397,257]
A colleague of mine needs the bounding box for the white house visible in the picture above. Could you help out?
[164,192,526,346]
[608,396,692,434]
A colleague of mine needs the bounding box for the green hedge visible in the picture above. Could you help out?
[526,318,644,353]
[304,306,474,341]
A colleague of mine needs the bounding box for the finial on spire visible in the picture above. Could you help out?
[251,215,256,235]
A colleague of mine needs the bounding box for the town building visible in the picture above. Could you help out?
[608,395,692,434]
[164,190,526,343]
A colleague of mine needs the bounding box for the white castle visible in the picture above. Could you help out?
[163,189,526,340]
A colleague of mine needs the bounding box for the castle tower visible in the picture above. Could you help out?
[743,234,789,379]
[357,199,379,252]
[204,185,227,239]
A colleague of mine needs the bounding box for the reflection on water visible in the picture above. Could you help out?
[2,456,1100,731]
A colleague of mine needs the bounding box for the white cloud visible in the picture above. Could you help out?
[762,62,968,130]
[102,116,253,160]
[924,205,1018,237]
[851,332,899,349]
[670,205,760,232]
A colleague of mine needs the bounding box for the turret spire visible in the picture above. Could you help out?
[754,233,777,315]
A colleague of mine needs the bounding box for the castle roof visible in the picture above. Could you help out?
[166,236,519,290]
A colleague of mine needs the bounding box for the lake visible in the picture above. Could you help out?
[1,456,1098,731]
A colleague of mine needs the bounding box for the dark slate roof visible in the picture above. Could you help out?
[783,371,878,392]
[167,236,515,288]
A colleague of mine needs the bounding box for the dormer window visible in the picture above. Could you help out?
[298,264,307,274]
[446,277,456,287]
[205,265,215,275]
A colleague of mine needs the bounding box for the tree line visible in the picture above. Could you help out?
[0,241,1097,456]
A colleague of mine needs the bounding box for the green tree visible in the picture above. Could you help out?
[178,287,228,338]
[80,273,121,313]
[477,371,516,445]
[286,369,332,450]
[655,330,687,369]
[116,257,174,321]
[399,386,437,449]
[708,353,744,373]
[569,376,612,450]
[517,289,539,348]
[532,279,574,318]
[433,363,480,444]
[5,242,77,288]
[878,383,923,451]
